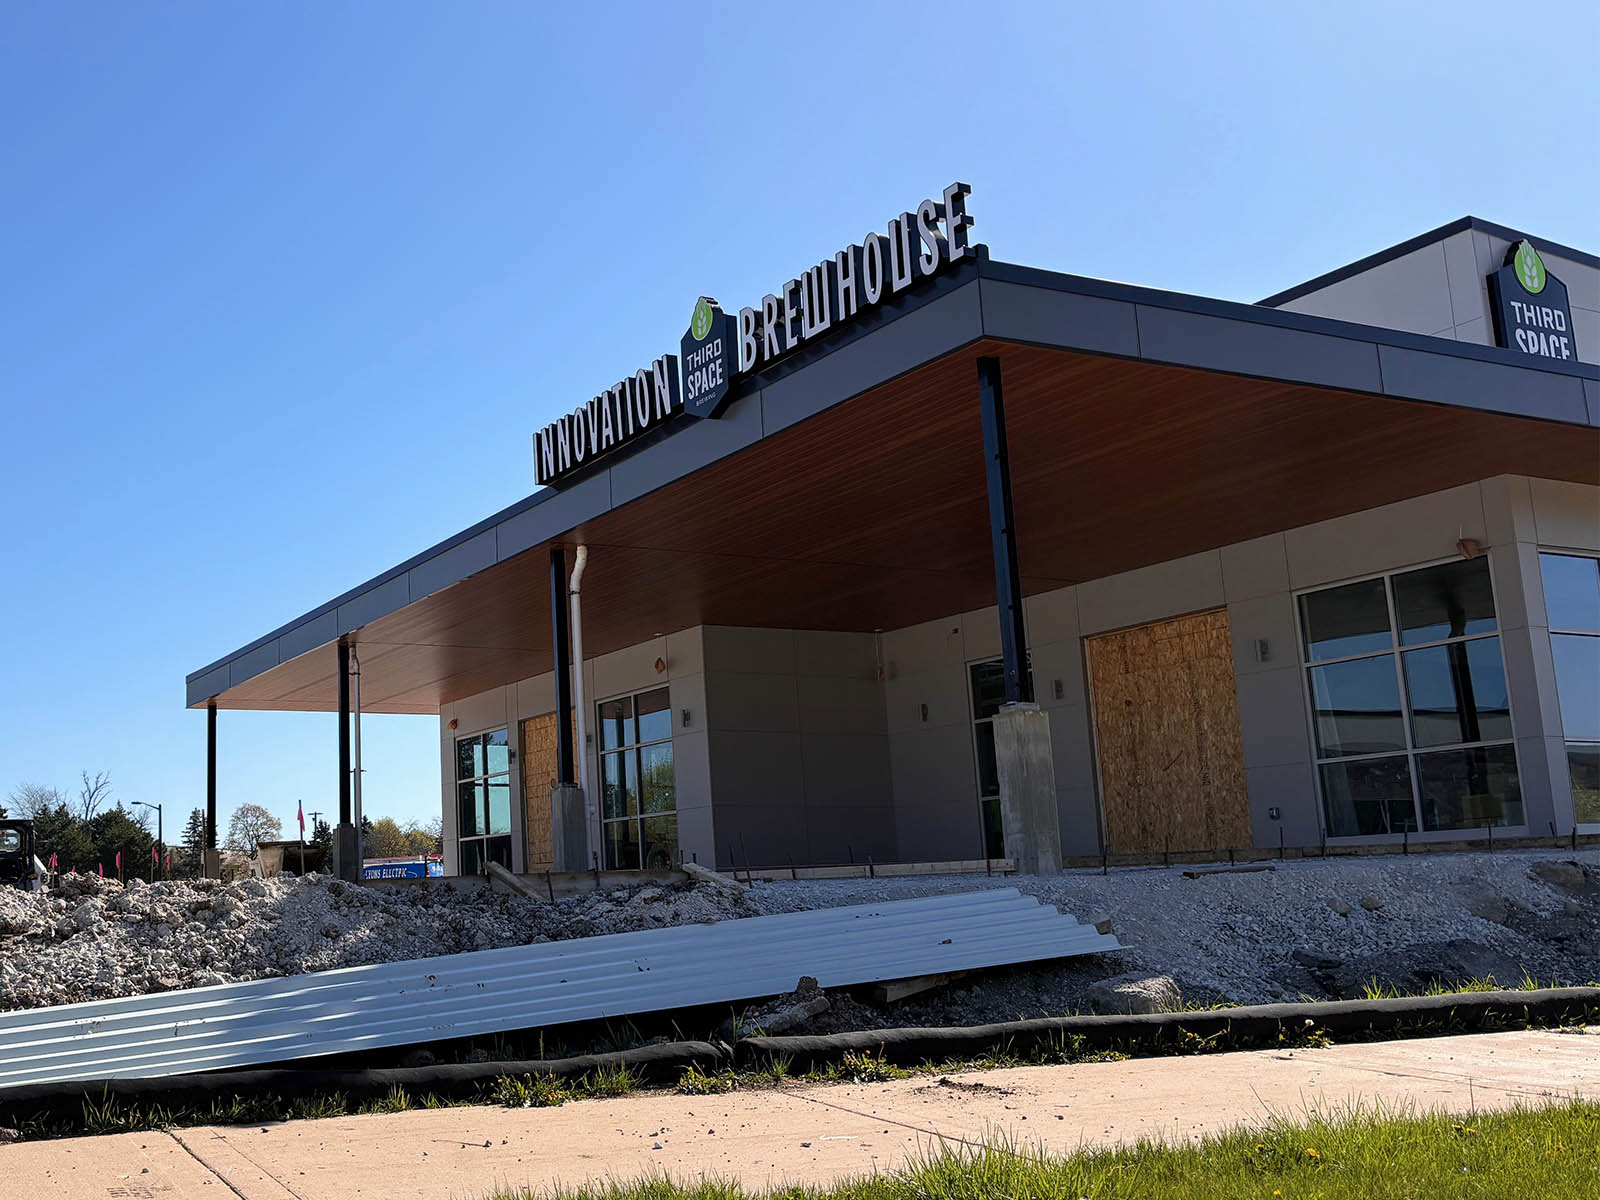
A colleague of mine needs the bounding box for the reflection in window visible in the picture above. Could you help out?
[1415,745,1523,831]
[1308,657,1407,757]
[1299,579,1392,662]
[1544,553,1600,828]
[1300,556,1518,837]
[1401,637,1512,748]
[455,729,512,873]
[598,687,675,869]
[1393,558,1498,645]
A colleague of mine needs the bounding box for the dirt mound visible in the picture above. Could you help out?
[0,872,758,1011]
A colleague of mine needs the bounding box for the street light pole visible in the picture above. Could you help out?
[131,801,163,878]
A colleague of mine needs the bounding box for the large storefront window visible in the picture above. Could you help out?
[598,686,676,869]
[456,729,512,874]
[1299,557,1522,837]
[1541,552,1600,826]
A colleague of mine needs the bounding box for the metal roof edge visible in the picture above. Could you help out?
[982,258,1599,382]
[187,255,1597,706]
[1257,215,1599,308]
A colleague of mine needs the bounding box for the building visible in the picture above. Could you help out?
[187,191,1600,878]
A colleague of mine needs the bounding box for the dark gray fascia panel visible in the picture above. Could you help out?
[187,664,230,709]
[276,611,340,664]
[408,529,497,601]
[494,470,613,563]
[978,279,1140,357]
[1585,378,1599,427]
[609,382,766,508]
[1135,305,1383,393]
[335,573,411,638]
[228,640,280,690]
[760,284,984,435]
[1377,345,1591,424]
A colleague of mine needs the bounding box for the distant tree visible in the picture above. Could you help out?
[363,817,412,858]
[9,782,66,819]
[224,803,283,856]
[402,823,439,856]
[310,817,333,853]
[89,804,154,880]
[76,771,113,821]
[31,801,94,873]
[179,808,207,877]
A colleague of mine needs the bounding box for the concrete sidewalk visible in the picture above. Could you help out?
[5,1027,1596,1199]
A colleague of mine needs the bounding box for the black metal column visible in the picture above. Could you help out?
[337,639,352,826]
[205,703,218,850]
[551,547,576,785]
[977,356,1032,705]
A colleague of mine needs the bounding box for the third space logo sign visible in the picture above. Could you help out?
[680,296,736,419]
[1487,240,1576,362]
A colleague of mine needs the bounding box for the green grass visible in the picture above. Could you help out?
[1357,971,1591,1000]
[485,1099,1600,1199]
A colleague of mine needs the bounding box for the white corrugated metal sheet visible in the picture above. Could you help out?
[0,889,1119,1089]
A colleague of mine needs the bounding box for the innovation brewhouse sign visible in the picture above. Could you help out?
[534,183,976,486]
[1487,240,1577,363]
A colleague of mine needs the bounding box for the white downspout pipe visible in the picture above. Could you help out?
[568,546,591,807]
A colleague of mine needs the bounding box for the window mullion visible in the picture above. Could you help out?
[1384,575,1425,834]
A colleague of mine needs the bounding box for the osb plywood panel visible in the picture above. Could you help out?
[1087,609,1250,854]
[520,714,567,873]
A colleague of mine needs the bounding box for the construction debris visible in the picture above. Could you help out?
[0,871,759,1011]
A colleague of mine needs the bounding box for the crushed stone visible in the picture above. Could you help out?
[0,872,758,1011]
[744,848,1600,1028]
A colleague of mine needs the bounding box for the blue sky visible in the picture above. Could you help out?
[2,2,1595,838]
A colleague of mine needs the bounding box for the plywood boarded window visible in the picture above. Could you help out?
[520,713,572,873]
[1086,609,1250,854]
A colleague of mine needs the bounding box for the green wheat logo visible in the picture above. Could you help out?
[1514,240,1546,294]
[691,297,714,340]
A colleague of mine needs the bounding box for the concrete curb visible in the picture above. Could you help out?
[736,986,1600,1069]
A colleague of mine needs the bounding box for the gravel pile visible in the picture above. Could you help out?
[0,872,757,1011]
[747,848,1600,1027]
[1,849,1594,1028]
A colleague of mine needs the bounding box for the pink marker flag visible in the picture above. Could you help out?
[115,850,122,871]
[298,799,306,837]
[98,863,104,876]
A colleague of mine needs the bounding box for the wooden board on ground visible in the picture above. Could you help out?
[1087,608,1251,855]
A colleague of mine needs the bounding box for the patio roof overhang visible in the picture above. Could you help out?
[187,258,1600,715]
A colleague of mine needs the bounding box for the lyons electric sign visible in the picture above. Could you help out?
[532,183,975,487]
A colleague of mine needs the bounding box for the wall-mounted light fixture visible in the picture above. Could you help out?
[919,703,929,722]
[1254,638,1273,664]
[681,708,692,728]
[1052,679,1064,700]
[654,656,667,674]
[1456,537,1482,559]
[447,718,458,731]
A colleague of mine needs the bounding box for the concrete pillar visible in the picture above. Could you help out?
[551,783,587,872]
[993,702,1062,875]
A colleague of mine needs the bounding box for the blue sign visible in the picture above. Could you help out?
[361,860,442,880]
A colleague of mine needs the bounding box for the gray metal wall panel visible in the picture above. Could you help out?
[407,529,497,601]
[1136,306,1383,392]
[335,574,410,637]
[1376,345,1591,423]
[761,285,984,435]
[228,641,280,689]
[609,387,766,508]
[979,279,1140,357]
[276,611,339,663]
[187,665,229,707]
[495,471,613,561]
